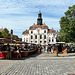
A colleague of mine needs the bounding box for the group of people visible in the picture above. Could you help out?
[0,43,75,59]
[44,45,55,53]
[37,45,56,53]
[10,45,21,58]
[0,44,38,59]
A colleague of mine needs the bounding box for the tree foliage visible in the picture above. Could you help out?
[1,28,11,39]
[19,38,22,41]
[59,5,75,42]
[0,32,3,38]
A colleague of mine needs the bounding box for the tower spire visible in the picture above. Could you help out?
[37,9,43,26]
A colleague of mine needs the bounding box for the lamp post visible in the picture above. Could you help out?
[56,43,59,56]
[10,29,13,59]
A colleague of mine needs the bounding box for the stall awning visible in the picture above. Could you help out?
[0,38,15,43]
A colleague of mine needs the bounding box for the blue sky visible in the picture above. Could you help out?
[0,0,75,38]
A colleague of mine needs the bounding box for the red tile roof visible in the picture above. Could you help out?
[29,24,48,30]
[13,35,19,41]
[22,30,29,34]
[22,25,56,35]
[41,24,47,26]
[31,24,38,27]
[48,28,56,33]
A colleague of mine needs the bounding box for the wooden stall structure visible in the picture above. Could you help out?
[0,38,38,59]
[0,38,15,58]
[56,42,66,54]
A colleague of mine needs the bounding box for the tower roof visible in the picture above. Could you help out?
[22,30,29,34]
[37,10,43,26]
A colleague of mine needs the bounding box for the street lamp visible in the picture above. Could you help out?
[10,29,13,59]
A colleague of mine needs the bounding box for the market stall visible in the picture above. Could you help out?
[0,38,38,59]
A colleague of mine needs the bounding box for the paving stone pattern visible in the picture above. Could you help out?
[0,57,75,75]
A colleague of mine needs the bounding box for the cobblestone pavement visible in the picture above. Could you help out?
[0,56,75,75]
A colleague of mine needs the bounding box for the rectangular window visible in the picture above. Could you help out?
[26,38,28,42]
[49,40,50,42]
[52,39,54,42]
[40,35,42,39]
[24,38,25,42]
[35,35,37,39]
[35,41,37,43]
[31,35,33,39]
[44,35,46,39]
[44,30,46,33]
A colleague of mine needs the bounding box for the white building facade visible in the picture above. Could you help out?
[22,11,56,45]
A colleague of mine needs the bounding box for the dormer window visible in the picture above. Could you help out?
[42,26,44,28]
[33,27,35,28]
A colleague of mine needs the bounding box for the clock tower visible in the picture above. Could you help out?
[37,10,43,26]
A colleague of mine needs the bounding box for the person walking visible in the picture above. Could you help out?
[48,46,51,53]
[45,46,48,53]
[40,46,42,52]
[17,49,21,58]
[10,46,14,58]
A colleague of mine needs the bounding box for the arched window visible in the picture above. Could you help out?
[52,38,54,42]
[44,35,46,39]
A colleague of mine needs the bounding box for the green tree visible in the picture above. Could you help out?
[19,38,22,41]
[59,5,75,42]
[1,28,11,39]
[0,32,3,38]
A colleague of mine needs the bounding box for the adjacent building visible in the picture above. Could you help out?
[22,11,57,45]
[13,35,19,41]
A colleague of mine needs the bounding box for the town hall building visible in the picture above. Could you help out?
[22,11,56,45]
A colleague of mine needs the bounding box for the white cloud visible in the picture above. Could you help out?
[0,0,75,37]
